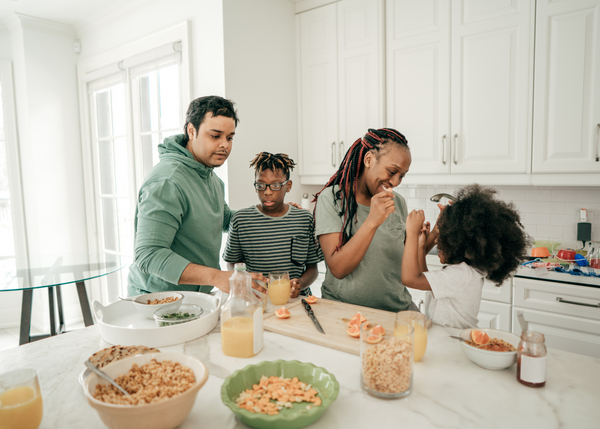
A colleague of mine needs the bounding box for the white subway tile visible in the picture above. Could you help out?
[525,189,552,201]
[551,214,577,227]
[417,188,433,199]
[536,225,565,239]
[537,202,565,214]
[515,201,538,213]
[552,189,600,203]
[496,189,526,202]
[522,213,550,225]
[523,224,537,238]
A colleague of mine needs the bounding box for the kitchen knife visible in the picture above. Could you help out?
[301,299,325,334]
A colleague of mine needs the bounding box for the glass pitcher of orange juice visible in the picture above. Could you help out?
[221,263,264,358]
[395,311,428,362]
[0,368,43,429]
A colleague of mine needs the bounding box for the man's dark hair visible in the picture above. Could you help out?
[182,95,239,144]
[436,184,532,286]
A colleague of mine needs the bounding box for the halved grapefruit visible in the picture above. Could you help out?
[347,324,360,338]
[470,329,490,345]
[371,325,385,336]
[304,296,318,304]
[275,307,291,319]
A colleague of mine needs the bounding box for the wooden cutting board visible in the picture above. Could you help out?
[263,298,397,356]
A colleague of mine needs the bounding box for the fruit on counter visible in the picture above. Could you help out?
[347,325,360,338]
[365,334,383,344]
[304,296,318,304]
[347,312,367,327]
[275,307,291,319]
[470,329,490,345]
[371,325,385,336]
[361,321,371,331]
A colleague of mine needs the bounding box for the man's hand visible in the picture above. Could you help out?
[287,202,302,210]
[290,278,302,298]
[250,272,268,295]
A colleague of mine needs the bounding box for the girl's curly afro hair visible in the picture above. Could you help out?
[436,184,531,286]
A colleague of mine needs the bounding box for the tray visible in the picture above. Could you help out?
[92,290,222,348]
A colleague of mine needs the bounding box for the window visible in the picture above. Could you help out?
[79,23,190,303]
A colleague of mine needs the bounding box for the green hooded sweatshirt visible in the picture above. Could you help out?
[127,134,232,295]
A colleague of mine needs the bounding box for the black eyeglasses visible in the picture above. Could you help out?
[254,180,289,191]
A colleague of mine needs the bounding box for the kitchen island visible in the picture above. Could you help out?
[0,323,598,429]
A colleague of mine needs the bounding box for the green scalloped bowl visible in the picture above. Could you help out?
[220,360,339,429]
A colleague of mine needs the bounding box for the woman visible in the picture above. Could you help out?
[313,128,438,312]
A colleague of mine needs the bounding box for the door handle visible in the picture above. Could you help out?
[442,135,447,165]
[453,134,458,165]
[331,141,336,167]
[596,124,599,162]
[338,141,344,165]
[556,297,600,308]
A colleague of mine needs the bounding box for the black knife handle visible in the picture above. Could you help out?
[301,299,313,313]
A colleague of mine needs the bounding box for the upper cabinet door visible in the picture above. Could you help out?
[532,0,600,173]
[337,0,385,153]
[299,3,338,177]
[451,0,534,174]
[386,0,451,174]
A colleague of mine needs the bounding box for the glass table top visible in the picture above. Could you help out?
[0,253,129,292]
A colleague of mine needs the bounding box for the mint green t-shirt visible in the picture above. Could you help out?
[314,187,413,312]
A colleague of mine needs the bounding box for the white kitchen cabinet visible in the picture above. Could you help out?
[297,0,384,184]
[478,300,512,331]
[513,277,600,358]
[386,0,534,175]
[532,0,600,173]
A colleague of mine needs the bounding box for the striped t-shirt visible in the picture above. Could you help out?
[223,205,323,281]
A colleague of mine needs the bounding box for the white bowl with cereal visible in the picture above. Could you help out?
[458,328,520,370]
[131,292,184,319]
[83,352,208,429]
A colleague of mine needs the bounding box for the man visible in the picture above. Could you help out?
[128,95,265,296]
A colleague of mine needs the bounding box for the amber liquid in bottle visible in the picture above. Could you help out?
[517,357,546,388]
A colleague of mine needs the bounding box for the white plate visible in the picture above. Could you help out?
[92,290,222,348]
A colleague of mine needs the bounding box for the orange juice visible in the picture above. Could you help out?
[268,279,291,305]
[221,317,256,358]
[395,322,427,361]
[0,386,43,429]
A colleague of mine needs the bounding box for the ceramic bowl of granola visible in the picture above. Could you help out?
[220,360,339,429]
[458,328,520,370]
[131,292,184,319]
[83,352,208,429]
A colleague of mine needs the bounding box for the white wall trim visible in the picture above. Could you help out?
[3,13,76,37]
[293,0,339,14]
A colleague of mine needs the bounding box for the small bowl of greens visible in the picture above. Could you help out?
[153,303,204,327]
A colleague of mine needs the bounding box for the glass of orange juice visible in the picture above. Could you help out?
[268,271,290,305]
[395,311,428,362]
[0,368,43,429]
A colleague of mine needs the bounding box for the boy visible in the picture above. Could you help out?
[223,152,323,297]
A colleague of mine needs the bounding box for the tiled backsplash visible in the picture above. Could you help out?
[396,185,600,244]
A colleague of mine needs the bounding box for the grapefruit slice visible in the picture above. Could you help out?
[366,335,383,344]
[347,312,367,327]
[361,321,371,331]
[275,307,291,319]
[347,324,360,338]
[304,296,318,304]
[470,329,490,345]
[371,325,385,336]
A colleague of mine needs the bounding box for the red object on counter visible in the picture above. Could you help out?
[557,249,576,261]
[590,258,600,269]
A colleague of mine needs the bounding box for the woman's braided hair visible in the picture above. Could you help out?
[313,128,409,250]
[250,152,297,179]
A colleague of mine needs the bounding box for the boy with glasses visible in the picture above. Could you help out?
[223,152,323,298]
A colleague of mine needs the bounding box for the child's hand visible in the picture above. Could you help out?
[406,210,425,234]
[419,221,431,248]
[290,278,302,298]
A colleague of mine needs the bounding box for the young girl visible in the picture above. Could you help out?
[401,184,530,328]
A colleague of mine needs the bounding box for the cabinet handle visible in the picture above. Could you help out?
[453,134,458,165]
[556,297,600,308]
[596,124,600,162]
[331,141,336,167]
[442,134,447,165]
[338,141,344,165]
[418,299,424,312]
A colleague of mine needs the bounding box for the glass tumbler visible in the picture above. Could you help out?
[268,271,290,305]
[0,368,43,429]
[360,321,414,399]
[395,310,428,362]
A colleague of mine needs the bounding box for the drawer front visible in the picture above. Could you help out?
[478,300,511,331]
[512,307,600,358]
[409,289,428,313]
[514,278,600,321]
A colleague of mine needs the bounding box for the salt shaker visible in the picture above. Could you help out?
[517,330,547,387]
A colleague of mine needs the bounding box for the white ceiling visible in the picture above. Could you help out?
[0,0,128,27]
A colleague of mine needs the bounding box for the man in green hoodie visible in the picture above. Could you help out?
[128,95,265,296]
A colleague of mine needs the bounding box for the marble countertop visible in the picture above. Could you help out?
[1,323,599,429]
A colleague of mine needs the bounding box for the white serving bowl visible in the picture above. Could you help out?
[83,352,208,429]
[132,292,184,319]
[458,328,520,370]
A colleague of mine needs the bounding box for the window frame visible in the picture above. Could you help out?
[77,22,191,303]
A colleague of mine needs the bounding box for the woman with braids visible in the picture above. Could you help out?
[314,128,438,312]
[223,152,323,298]
[401,184,530,328]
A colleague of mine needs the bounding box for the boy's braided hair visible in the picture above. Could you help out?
[313,128,409,251]
[436,184,532,286]
[250,152,296,179]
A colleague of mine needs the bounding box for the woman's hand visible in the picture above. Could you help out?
[418,221,431,249]
[406,209,425,235]
[290,278,302,298]
[366,189,395,228]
